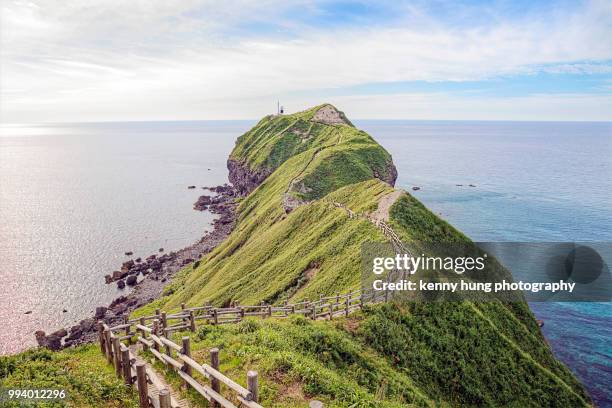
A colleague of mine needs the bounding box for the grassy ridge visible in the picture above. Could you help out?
[3,105,588,407]
[131,105,589,406]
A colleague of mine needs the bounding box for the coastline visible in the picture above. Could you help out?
[34,185,238,350]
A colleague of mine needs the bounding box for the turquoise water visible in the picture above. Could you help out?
[1,120,609,405]
[356,120,612,407]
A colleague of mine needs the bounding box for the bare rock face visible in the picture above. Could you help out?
[380,159,398,187]
[227,159,272,195]
[313,105,352,126]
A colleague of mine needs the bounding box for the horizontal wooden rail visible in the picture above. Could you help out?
[98,286,383,407]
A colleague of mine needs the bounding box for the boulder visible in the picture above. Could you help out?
[53,328,68,338]
[112,270,127,280]
[126,274,137,286]
[193,195,213,211]
[35,330,62,351]
[125,251,133,256]
[117,279,126,289]
[109,296,127,308]
[65,319,95,342]
[188,185,196,189]
[95,306,107,319]
[121,260,135,272]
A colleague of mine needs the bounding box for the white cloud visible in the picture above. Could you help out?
[1,0,611,122]
[320,92,612,121]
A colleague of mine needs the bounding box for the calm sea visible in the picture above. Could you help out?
[1,120,610,405]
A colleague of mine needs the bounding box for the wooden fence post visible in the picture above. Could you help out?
[136,363,148,408]
[152,319,160,352]
[182,337,192,379]
[112,336,122,378]
[163,329,171,356]
[124,315,131,343]
[247,371,259,403]
[345,294,350,317]
[159,389,171,408]
[311,303,317,320]
[213,308,218,325]
[239,306,245,320]
[121,344,132,385]
[161,311,167,330]
[267,304,272,318]
[139,317,148,351]
[103,326,113,363]
[210,348,220,407]
[97,322,106,355]
[189,310,196,332]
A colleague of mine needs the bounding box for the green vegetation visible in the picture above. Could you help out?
[0,344,138,407]
[151,303,589,408]
[4,104,589,407]
[131,104,590,406]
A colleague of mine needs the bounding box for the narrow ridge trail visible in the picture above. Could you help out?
[129,343,191,408]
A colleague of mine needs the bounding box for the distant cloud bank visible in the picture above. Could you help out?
[1,0,611,122]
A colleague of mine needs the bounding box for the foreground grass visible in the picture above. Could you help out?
[153,304,589,408]
[0,344,138,407]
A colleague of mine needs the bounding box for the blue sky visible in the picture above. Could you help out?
[1,0,611,122]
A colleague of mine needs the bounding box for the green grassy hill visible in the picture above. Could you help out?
[132,104,590,407]
[3,105,590,407]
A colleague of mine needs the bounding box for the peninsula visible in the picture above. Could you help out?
[2,105,591,407]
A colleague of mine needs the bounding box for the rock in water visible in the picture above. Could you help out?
[126,275,137,286]
[94,306,107,319]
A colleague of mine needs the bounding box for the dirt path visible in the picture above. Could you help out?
[130,344,191,408]
[370,190,403,223]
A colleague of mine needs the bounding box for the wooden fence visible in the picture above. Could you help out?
[97,288,386,407]
[123,288,384,336]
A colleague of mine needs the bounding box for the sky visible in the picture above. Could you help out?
[1,0,611,122]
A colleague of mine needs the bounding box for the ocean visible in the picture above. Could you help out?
[1,120,610,405]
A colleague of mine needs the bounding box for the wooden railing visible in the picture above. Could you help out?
[99,323,262,408]
[94,198,402,407]
[120,288,384,337]
[98,288,386,407]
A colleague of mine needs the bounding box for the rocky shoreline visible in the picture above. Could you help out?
[35,183,240,350]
